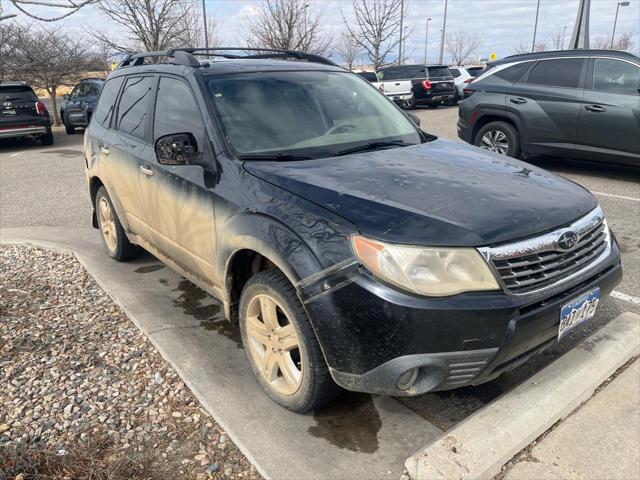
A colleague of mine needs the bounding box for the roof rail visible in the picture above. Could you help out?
[116,47,339,69]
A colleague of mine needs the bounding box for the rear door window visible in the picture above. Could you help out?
[94,76,124,127]
[592,59,640,95]
[380,67,400,80]
[526,58,585,88]
[116,76,154,140]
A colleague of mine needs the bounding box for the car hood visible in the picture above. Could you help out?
[244,139,597,246]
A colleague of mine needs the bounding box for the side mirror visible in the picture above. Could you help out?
[407,112,421,127]
[155,133,200,166]
[63,94,70,100]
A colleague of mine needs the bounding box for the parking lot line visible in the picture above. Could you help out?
[611,291,640,306]
[592,191,640,202]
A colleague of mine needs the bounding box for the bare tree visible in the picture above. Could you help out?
[244,0,332,55]
[550,29,563,50]
[342,0,408,70]
[336,32,362,69]
[4,24,92,125]
[513,41,547,54]
[1,0,97,22]
[95,0,196,53]
[593,32,633,50]
[446,30,482,65]
[0,23,20,78]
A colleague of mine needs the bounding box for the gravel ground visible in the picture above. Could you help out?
[0,245,261,480]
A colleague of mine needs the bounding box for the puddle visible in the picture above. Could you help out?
[308,393,381,453]
[134,264,165,273]
[172,279,242,348]
[48,149,83,157]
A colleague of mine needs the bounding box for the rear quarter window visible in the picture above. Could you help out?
[494,62,534,83]
[94,77,124,127]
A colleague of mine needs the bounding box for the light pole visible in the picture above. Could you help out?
[424,17,432,64]
[438,0,448,64]
[398,0,405,64]
[561,25,567,49]
[611,1,629,49]
[531,0,541,52]
[202,0,209,50]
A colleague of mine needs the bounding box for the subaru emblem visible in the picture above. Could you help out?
[557,230,579,251]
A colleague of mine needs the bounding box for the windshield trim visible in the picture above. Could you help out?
[204,69,426,162]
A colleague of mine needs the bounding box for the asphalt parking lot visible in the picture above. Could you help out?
[1,108,638,432]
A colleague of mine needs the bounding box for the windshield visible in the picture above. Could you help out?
[206,70,422,158]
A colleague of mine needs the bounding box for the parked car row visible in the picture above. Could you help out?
[84,47,622,413]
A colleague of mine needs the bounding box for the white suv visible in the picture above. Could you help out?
[448,65,485,104]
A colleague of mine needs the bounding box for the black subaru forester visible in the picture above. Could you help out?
[84,48,622,412]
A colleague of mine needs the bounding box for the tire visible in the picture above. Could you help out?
[406,96,417,110]
[62,112,76,134]
[445,92,459,106]
[239,269,341,412]
[474,120,521,158]
[40,128,54,146]
[95,186,142,261]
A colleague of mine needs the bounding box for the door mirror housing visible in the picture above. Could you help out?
[63,94,70,100]
[406,111,421,127]
[155,133,200,166]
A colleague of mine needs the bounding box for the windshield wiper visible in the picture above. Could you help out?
[238,153,314,161]
[334,140,412,157]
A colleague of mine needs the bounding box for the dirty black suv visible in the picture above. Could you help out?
[85,48,622,412]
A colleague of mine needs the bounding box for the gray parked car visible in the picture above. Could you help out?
[60,78,104,134]
[457,50,639,166]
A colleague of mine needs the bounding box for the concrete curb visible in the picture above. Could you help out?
[404,311,640,480]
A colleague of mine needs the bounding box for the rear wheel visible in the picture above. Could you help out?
[474,121,520,157]
[62,112,76,134]
[95,186,141,261]
[40,128,54,146]
[239,269,341,412]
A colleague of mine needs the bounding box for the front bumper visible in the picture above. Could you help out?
[302,241,622,396]
[0,125,48,139]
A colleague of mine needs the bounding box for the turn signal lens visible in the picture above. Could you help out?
[351,235,500,297]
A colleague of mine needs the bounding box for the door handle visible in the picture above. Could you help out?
[509,97,527,104]
[100,146,110,155]
[139,165,154,176]
[585,105,606,113]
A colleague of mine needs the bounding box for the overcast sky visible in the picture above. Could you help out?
[5,0,640,63]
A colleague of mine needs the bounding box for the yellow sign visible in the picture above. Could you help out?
[111,60,117,71]
[489,52,497,61]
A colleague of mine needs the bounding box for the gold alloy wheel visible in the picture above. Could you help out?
[98,197,117,252]
[245,294,303,396]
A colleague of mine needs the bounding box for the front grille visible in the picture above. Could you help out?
[481,207,610,295]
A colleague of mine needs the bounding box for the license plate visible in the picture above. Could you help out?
[558,287,600,340]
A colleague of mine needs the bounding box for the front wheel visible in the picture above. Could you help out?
[239,270,341,412]
[474,121,521,157]
[62,112,76,135]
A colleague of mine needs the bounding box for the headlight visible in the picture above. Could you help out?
[351,235,500,296]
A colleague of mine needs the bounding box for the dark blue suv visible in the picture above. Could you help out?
[61,78,104,134]
[84,48,622,412]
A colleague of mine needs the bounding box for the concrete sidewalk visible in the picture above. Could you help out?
[502,359,640,480]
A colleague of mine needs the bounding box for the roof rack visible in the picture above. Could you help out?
[117,48,340,69]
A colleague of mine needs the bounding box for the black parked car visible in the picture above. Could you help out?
[378,64,455,108]
[61,78,104,134]
[85,48,621,412]
[0,81,53,145]
[458,50,640,166]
